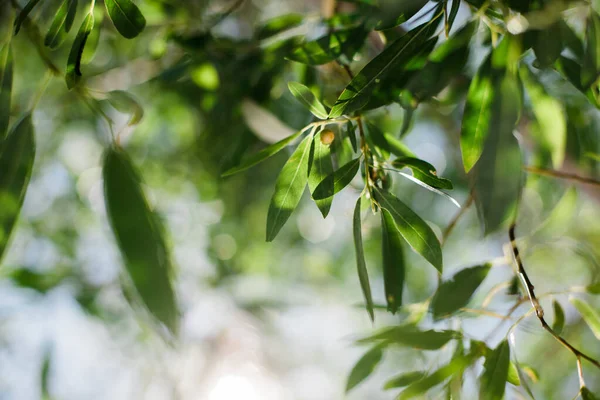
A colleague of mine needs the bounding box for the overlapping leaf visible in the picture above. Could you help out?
[105,0,146,39]
[45,0,77,49]
[582,10,600,88]
[288,82,328,119]
[286,26,367,65]
[479,340,510,400]
[0,43,12,140]
[392,157,452,190]
[346,346,383,392]
[13,0,43,35]
[381,209,405,313]
[312,157,360,200]
[256,14,302,40]
[308,132,333,217]
[358,325,460,350]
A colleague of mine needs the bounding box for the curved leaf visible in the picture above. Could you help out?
[256,13,303,40]
[13,0,43,35]
[103,147,178,334]
[383,371,425,390]
[346,346,383,393]
[570,297,600,340]
[381,208,405,314]
[358,325,460,350]
[392,156,452,190]
[582,10,600,88]
[0,43,13,140]
[66,12,94,89]
[104,0,146,39]
[479,340,510,400]
[288,82,328,119]
[353,197,374,322]
[286,26,367,65]
[533,22,562,68]
[308,132,333,217]
[552,300,565,335]
[107,90,144,126]
[44,0,78,49]
[398,355,473,399]
[312,157,360,200]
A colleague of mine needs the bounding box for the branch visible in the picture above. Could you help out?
[524,166,600,187]
[441,191,474,245]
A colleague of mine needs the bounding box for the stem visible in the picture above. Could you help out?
[441,191,474,245]
[524,166,600,187]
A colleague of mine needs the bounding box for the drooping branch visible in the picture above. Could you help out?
[524,166,600,187]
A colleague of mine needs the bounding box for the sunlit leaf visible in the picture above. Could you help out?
[286,26,367,65]
[346,121,358,152]
[81,7,103,64]
[103,147,179,334]
[479,339,510,400]
[374,189,443,272]
[9,268,70,293]
[308,132,333,217]
[288,82,328,119]
[44,0,77,49]
[13,0,43,35]
[383,371,425,390]
[392,156,452,190]
[507,362,520,386]
[385,133,415,158]
[256,13,302,40]
[0,43,12,140]
[381,209,405,314]
[552,300,565,335]
[346,346,383,393]
[66,12,94,89]
[555,56,600,109]
[266,134,312,241]
[0,114,35,265]
[430,264,491,320]
[582,10,600,88]
[107,90,144,126]
[398,355,473,399]
[312,157,360,200]
[353,197,374,322]
[368,0,429,31]
[559,20,583,60]
[358,325,460,350]
[570,297,600,340]
[104,0,146,39]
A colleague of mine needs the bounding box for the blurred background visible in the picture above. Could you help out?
[2,0,600,399]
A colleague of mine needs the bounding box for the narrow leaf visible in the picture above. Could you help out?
[41,349,51,398]
[66,12,94,89]
[582,387,600,400]
[0,44,13,140]
[107,90,144,126]
[392,156,452,190]
[398,355,473,399]
[532,22,562,67]
[286,26,367,65]
[104,0,146,39]
[312,157,360,200]
[256,14,303,40]
[103,147,179,334]
[383,371,425,390]
[0,114,35,265]
[582,10,600,88]
[479,340,510,400]
[346,346,383,393]
[353,197,375,322]
[507,362,520,386]
[288,82,328,119]
[552,300,565,335]
[430,264,491,320]
[346,121,358,152]
[374,189,443,272]
[222,130,302,176]
[358,325,460,350]
[397,172,460,208]
[447,0,461,34]
[369,0,428,31]
[570,297,600,340]
[308,132,333,217]
[266,134,312,241]
[14,0,43,35]
[381,209,405,314]
[44,0,78,49]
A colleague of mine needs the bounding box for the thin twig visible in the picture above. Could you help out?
[441,191,474,245]
[524,166,600,187]
[576,357,585,388]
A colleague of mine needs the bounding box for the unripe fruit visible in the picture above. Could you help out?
[320,129,335,145]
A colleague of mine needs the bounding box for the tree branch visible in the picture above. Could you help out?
[524,166,600,187]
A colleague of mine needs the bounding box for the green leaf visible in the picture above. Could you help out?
[570,297,600,340]
[385,133,415,158]
[346,121,358,152]
[66,12,94,89]
[13,0,43,35]
[107,90,144,126]
[555,56,600,109]
[582,10,600,88]
[381,209,405,314]
[398,355,473,399]
[392,157,452,190]
[266,133,312,241]
[552,300,565,335]
[582,387,600,400]
[0,114,35,265]
[461,56,494,172]
[430,264,491,320]
[366,122,391,159]
[308,132,333,217]
[0,43,13,140]
[358,325,460,350]
[329,22,436,118]
[44,0,77,49]
[346,346,383,393]
[286,26,367,65]
[479,339,510,400]
[256,13,303,40]
[532,23,562,68]
[521,66,566,168]
[373,189,443,272]
[368,0,429,31]
[287,82,328,119]
[103,147,179,334]
[507,362,520,386]
[81,7,103,64]
[312,157,360,200]
[447,0,461,35]
[353,197,375,322]
[222,130,303,177]
[383,371,425,390]
[41,349,51,399]
[104,0,146,39]
[472,73,523,234]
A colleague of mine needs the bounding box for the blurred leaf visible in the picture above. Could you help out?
[288,82,328,119]
[587,281,600,294]
[396,172,460,208]
[241,99,296,144]
[383,371,425,390]
[582,10,600,88]
[308,132,334,217]
[507,362,520,386]
[44,0,77,49]
[0,114,35,264]
[104,0,146,39]
[346,346,383,393]
[552,300,565,335]
[107,90,144,126]
[312,157,360,200]
[353,197,375,322]
[366,122,391,159]
[381,208,405,314]
[286,26,367,65]
[13,0,43,35]
[0,43,12,140]
[368,0,429,31]
[559,20,583,60]
[266,134,312,241]
[385,133,415,158]
[447,0,461,35]
[81,7,103,64]
[374,189,443,272]
[103,147,179,334]
[533,23,562,68]
[41,349,51,399]
[479,339,510,400]
[66,12,94,89]
[358,325,460,349]
[346,121,358,152]
[9,268,69,293]
[582,387,600,400]
[222,130,302,177]
[430,264,491,320]
[570,297,600,340]
[256,14,303,40]
[392,157,452,190]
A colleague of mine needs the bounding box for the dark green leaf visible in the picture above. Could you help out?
[346,121,358,152]
[0,115,35,265]
[105,0,146,39]
[44,0,77,49]
[570,297,600,340]
[41,349,51,399]
[383,371,425,390]
[103,147,178,334]
[507,362,520,386]
[107,90,144,126]
[0,43,13,140]
[353,197,374,322]
[346,346,383,392]
[392,157,452,190]
[381,209,405,314]
[552,300,565,335]
[66,12,94,89]
[447,0,461,35]
[582,387,600,400]
[533,23,562,68]
[358,325,460,350]
[555,56,600,108]
[256,14,303,40]
[288,82,328,119]
[266,134,312,241]
[559,20,583,60]
[582,10,600,88]
[81,7,103,64]
[430,264,491,320]
[368,0,429,31]
[312,157,360,200]
[479,339,510,400]
[13,0,43,35]
[366,122,390,159]
[9,268,69,293]
[385,133,415,158]
[308,132,334,217]
[222,130,303,177]
[286,26,367,65]
[373,189,443,272]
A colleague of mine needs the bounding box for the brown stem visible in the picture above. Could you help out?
[441,191,474,246]
[524,166,600,187]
